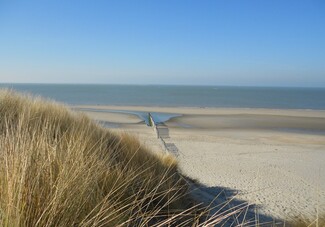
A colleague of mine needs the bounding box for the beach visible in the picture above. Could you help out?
[76,105,325,221]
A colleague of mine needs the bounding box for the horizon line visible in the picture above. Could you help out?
[1,82,325,89]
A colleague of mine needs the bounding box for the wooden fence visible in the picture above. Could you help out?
[148,113,167,151]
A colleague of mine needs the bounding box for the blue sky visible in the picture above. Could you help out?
[0,0,324,86]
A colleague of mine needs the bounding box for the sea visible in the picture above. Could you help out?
[1,84,325,110]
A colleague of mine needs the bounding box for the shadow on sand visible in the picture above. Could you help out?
[186,178,284,226]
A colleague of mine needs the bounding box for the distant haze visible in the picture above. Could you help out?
[0,0,324,87]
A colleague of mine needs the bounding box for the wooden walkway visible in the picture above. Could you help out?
[149,113,179,157]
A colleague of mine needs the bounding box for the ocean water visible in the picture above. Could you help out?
[1,84,325,110]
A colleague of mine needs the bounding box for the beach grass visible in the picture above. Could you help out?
[0,90,208,226]
[285,215,325,227]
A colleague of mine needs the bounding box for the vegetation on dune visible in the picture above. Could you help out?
[285,215,325,227]
[0,90,203,226]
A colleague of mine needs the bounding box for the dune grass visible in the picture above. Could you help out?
[285,215,325,227]
[0,90,208,226]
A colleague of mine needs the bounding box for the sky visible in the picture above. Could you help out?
[0,0,324,86]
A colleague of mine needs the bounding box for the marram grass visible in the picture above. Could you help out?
[0,90,200,226]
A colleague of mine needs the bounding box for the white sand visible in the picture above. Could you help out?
[171,129,325,220]
[76,105,325,220]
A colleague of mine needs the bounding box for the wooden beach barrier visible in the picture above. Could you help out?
[148,113,179,156]
[148,113,159,138]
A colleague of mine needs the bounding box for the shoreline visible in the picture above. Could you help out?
[74,105,325,116]
[76,105,325,135]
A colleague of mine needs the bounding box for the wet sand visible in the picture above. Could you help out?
[76,105,325,220]
[82,111,142,124]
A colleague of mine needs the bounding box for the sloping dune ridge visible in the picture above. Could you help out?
[0,90,201,226]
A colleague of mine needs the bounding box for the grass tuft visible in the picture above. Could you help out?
[0,89,196,226]
[285,215,325,227]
